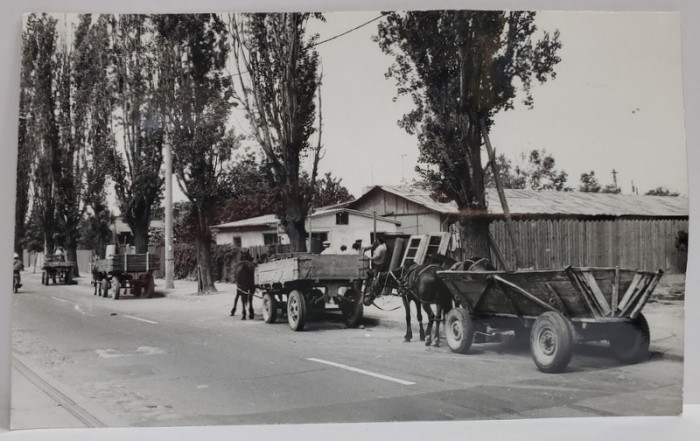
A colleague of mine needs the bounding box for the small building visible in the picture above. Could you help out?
[346,185,689,273]
[210,207,401,254]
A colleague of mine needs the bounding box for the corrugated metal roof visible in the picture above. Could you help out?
[211,214,279,230]
[211,207,401,231]
[358,186,688,218]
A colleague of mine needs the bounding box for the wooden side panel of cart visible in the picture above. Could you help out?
[437,267,662,321]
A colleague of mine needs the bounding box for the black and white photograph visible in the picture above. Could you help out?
[2,0,698,440]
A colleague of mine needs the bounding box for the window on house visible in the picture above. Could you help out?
[336,212,349,225]
[233,237,242,248]
[305,232,329,254]
[263,233,278,245]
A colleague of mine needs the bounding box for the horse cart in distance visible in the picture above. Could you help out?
[436,266,663,373]
[41,255,76,285]
[254,254,368,331]
[92,253,159,300]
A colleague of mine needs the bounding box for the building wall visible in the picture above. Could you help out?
[215,229,285,247]
[306,213,398,253]
[349,190,446,235]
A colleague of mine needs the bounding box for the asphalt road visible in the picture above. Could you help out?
[11,271,684,428]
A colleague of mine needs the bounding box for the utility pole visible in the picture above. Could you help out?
[164,131,174,289]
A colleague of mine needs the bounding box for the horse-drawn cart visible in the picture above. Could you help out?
[41,255,75,285]
[92,253,159,300]
[255,254,369,331]
[436,266,663,373]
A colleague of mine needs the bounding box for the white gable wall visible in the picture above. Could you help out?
[306,212,398,253]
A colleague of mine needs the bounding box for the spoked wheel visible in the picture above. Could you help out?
[341,288,363,328]
[287,290,306,331]
[445,307,475,354]
[530,311,574,373]
[262,293,277,324]
[609,313,650,364]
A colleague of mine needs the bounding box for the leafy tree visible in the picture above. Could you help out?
[77,209,114,258]
[313,172,354,207]
[79,15,117,251]
[376,11,561,256]
[109,14,165,253]
[601,184,621,194]
[156,14,236,293]
[485,149,569,191]
[22,14,61,254]
[645,187,680,197]
[228,13,324,252]
[578,171,602,193]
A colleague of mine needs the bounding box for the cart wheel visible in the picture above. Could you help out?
[112,278,121,300]
[101,279,110,297]
[65,270,72,285]
[530,311,574,373]
[445,307,475,354]
[287,290,306,331]
[341,288,363,328]
[609,313,650,364]
[262,293,277,324]
[41,271,47,285]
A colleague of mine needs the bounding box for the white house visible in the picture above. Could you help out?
[210,207,401,253]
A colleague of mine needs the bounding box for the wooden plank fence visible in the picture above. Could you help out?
[490,219,688,273]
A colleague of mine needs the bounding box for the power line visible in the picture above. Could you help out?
[226,13,386,80]
[313,13,386,47]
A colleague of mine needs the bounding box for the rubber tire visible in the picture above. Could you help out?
[609,313,650,364]
[112,277,121,300]
[65,270,72,285]
[445,307,475,354]
[262,293,277,324]
[342,288,364,328]
[530,311,574,373]
[287,290,306,331]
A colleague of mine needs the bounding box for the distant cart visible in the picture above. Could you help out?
[255,254,369,331]
[41,255,75,285]
[92,253,159,300]
[437,266,663,373]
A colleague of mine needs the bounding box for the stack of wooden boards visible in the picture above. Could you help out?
[96,254,159,273]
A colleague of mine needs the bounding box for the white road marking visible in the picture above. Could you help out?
[96,346,167,358]
[307,358,416,386]
[51,297,68,302]
[123,315,158,324]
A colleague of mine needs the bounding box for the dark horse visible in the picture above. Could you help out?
[365,263,454,346]
[364,257,495,346]
[231,260,256,320]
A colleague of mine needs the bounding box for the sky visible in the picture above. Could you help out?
[303,11,687,198]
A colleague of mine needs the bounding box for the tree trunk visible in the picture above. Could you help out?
[130,212,150,254]
[285,218,308,253]
[459,216,491,260]
[195,208,217,294]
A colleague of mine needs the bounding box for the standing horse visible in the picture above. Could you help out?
[365,263,454,346]
[231,260,256,320]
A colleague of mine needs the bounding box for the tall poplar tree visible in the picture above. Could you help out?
[109,14,165,253]
[156,14,236,293]
[227,13,323,252]
[376,11,561,256]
